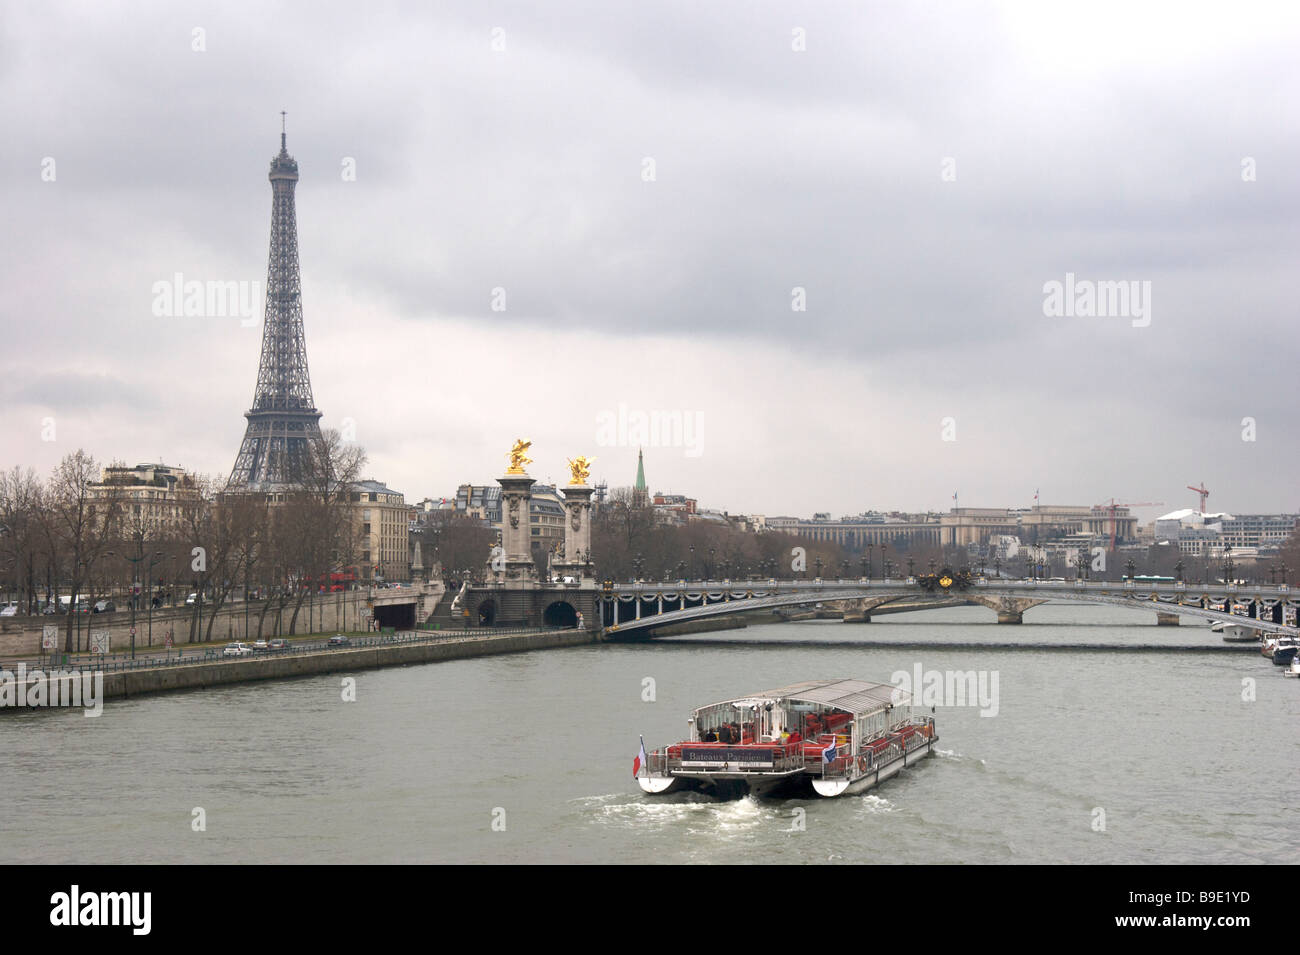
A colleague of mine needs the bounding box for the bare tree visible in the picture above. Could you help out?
[0,467,43,613]
[48,451,120,652]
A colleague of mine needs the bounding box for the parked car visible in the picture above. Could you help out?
[251,639,269,651]
[327,634,350,647]
[222,642,254,658]
[185,593,198,606]
[0,602,18,617]
[93,600,116,613]
[268,638,290,652]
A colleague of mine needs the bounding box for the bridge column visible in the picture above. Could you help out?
[1156,612,1180,626]
[968,595,1045,624]
[496,469,538,584]
[558,481,595,580]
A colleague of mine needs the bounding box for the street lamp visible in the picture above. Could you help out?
[144,550,165,649]
[112,545,163,660]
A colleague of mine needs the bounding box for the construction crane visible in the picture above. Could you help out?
[1186,483,1209,514]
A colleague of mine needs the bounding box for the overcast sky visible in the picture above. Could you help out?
[2,0,1297,519]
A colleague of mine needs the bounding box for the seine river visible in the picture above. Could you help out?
[2,604,1296,864]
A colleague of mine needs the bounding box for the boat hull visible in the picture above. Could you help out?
[637,774,682,794]
[812,737,938,798]
[639,737,940,799]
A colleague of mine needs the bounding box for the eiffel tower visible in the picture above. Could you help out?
[228,115,323,488]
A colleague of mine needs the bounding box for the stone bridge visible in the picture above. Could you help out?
[598,577,1300,638]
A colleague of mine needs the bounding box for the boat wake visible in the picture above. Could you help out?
[572,793,783,834]
[935,747,987,769]
[857,794,895,814]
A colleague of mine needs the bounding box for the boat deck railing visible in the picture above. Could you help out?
[647,717,937,779]
[819,717,937,780]
[647,746,808,776]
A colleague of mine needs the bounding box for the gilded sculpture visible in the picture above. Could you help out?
[567,454,594,485]
[507,439,533,474]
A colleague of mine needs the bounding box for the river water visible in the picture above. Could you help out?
[2,604,1296,864]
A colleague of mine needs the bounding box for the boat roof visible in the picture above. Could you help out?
[699,679,907,715]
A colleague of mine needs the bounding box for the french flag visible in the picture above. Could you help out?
[633,737,647,777]
[822,738,838,763]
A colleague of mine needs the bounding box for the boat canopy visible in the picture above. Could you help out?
[697,679,908,718]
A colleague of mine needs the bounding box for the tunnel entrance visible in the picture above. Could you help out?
[543,600,578,628]
[477,599,498,627]
[373,602,415,631]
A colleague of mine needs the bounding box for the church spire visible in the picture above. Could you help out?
[632,448,648,507]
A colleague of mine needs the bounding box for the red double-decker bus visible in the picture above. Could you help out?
[303,570,357,593]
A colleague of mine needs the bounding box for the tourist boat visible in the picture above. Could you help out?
[1284,655,1300,679]
[635,678,937,799]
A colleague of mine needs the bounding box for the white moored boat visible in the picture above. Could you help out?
[636,678,938,799]
[1211,621,1259,643]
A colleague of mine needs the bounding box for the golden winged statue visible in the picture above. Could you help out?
[566,455,594,486]
[507,438,533,474]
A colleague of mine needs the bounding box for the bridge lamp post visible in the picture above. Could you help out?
[1124,558,1136,580]
[814,556,824,579]
[1175,560,1184,583]
[708,548,716,580]
[1281,561,1289,586]
[689,545,695,579]
[859,556,868,580]
[907,557,915,578]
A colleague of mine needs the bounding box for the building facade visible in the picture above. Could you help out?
[90,463,204,535]
[351,480,408,581]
